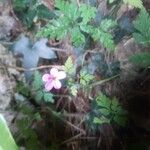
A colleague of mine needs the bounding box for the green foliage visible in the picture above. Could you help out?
[123,0,143,9]
[12,0,29,10]
[35,89,54,103]
[35,91,43,102]
[71,27,86,46]
[64,57,95,96]
[80,70,94,86]
[67,77,78,96]
[33,71,54,103]
[43,92,54,103]
[91,19,117,51]
[70,85,78,96]
[79,4,96,24]
[93,94,127,126]
[129,52,150,68]
[16,81,30,97]
[12,0,55,28]
[15,104,42,150]
[0,114,18,150]
[37,0,116,49]
[108,0,116,4]
[64,57,75,75]
[93,116,110,124]
[37,0,84,46]
[133,9,150,45]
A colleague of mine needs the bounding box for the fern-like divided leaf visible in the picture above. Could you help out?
[129,52,150,68]
[43,92,54,103]
[79,3,96,24]
[91,19,117,51]
[93,116,110,124]
[133,9,150,45]
[35,91,43,102]
[71,27,85,46]
[123,0,143,9]
[94,94,127,126]
[70,85,78,96]
[13,0,55,28]
[80,70,94,86]
[64,57,75,75]
[37,0,116,49]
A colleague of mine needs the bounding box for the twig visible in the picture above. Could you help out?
[47,107,86,134]
[63,113,85,118]
[90,74,119,87]
[76,0,80,7]
[62,133,83,144]
[65,120,86,134]
[0,64,64,72]
[51,47,67,53]
[81,48,99,66]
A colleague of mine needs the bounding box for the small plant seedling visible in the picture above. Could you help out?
[37,0,117,50]
[93,93,127,126]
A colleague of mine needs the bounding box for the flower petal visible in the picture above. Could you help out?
[42,74,51,82]
[50,68,58,77]
[57,71,66,80]
[53,80,61,89]
[45,82,53,91]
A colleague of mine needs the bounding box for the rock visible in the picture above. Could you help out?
[115,38,146,75]
[97,0,108,16]
[0,44,19,128]
[0,1,21,40]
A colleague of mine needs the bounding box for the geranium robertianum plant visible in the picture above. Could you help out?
[37,0,117,51]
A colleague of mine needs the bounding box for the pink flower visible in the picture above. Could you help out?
[42,68,66,91]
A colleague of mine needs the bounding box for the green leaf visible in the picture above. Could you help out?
[91,19,117,50]
[111,97,119,111]
[64,57,75,74]
[33,71,43,90]
[100,19,117,32]
[108,0,116,4]
[34,113,42,121]
[13,0,55,28]
[0,114,18,150]
[123,0,143,9]
[43,92,54,103]
[70,85,78,96]
[71,27,85,46]
[16,118,30,129]
[115,106,127,115]
[13,0,29,10]
[16,82,30,97]
[113,115,126,126]
[99,108,110,116]
[37,0,96,46]
[80,24,93,33]
[129,52,150,68]
[79,4,96,24]
[96,94,111,109]
[133,9,150,45]
[95,94,127,126]
[36,4,55,20]
[24,9,37,28]
[80,71,94,86]
[19,104,33,115]
[55,0,70,15]
[93,116,110,125]
[35,91,43,102]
